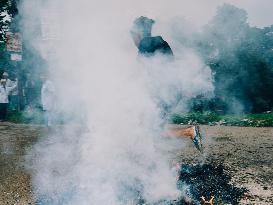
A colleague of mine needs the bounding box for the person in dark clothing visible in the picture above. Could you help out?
[130,16,173,57]
[130,16,202,153]
[138,36,173,56]
[25,72,38,108]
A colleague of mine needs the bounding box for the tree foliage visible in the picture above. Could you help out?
[191,4,273,113]
[0,0,18,42]
[0,0,19,73]
[1,2,273,114]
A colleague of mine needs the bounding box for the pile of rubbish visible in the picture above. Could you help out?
[174,163,247,204]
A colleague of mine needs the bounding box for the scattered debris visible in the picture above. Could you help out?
[200,196,214,204]
[176,164,248,205]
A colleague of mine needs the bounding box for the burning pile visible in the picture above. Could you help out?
[175,163,247,205]
[134,163,247,205]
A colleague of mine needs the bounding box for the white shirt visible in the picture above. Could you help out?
[0,83,17,103]
[6,79,18,95]
[41,80,56,111]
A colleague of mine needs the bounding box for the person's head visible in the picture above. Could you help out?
[130,16,155,47]
[2,72,8,79]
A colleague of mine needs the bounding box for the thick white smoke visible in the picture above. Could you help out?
[22,0,214,204]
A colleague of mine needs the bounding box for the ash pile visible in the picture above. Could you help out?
[148,164,247,205]
[137,164,247,205]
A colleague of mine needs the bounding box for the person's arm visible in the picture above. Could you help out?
[6,79,17,94]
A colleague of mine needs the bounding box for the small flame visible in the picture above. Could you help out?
[200,196,214,205]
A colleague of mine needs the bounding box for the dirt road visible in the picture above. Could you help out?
[0,123,272,204]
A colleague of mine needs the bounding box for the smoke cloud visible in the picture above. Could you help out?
[21,0,214,204]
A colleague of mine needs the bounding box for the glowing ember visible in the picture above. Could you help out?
[200,196,214,205]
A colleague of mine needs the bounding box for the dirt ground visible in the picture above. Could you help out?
[0,122,272,205]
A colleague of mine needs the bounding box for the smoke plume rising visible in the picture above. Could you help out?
[21,0,214,204]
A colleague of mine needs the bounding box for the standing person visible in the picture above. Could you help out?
[2,72,18,111]
[130,16,173,57]
[0,78,17,121]
[2,72,13,87]
[130,16,202,152]
[41,73,56,127]
[25,72,38,109]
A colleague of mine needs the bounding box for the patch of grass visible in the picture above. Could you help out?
[222,113,273,127]
[7,109,273,127]
[7,109,44,124]
[7,111,24,123]
[172,112,273,127]
[172,112,221,125]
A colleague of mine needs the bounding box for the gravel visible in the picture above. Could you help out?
[0,123,272,205]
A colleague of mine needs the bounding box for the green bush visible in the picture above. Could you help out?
[172,112,273,127]
[172,112,221,125]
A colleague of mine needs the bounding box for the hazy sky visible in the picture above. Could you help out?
[126,0,273,28]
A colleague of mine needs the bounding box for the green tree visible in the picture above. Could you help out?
[197,4,273,113]
[0,0,18,70]
[0,0,18,42]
